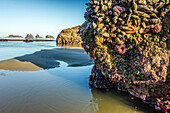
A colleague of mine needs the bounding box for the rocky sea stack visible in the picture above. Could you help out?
[46,35,55,39]
[80,0,170,112]
[57,26,82,47]
[8,34,23,38]
[35,34,43,38]
[25,34,34,39]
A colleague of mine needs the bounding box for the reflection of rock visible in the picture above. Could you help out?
[46,35,54,39]
[25,34,34,39]
[8,34,23,38]
[0,73,6,76]
[80,0,169,112]
[90,88,156,113]
[56,26,82,47]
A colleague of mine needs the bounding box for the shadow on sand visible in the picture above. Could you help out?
[15,48,93,69]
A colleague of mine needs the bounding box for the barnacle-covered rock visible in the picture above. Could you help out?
[80,0,170,112]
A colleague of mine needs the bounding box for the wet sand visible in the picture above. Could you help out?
[0,48,93,71]
[0,59,43,71]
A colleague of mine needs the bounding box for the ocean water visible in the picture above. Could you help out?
[0,41,155,113]
[0,41,58,61]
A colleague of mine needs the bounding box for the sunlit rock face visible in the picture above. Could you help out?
[8,34,23,38]
[80,0,170,112]
[35,34,43,38]
[25,34,34,39]
[57,26,82,47]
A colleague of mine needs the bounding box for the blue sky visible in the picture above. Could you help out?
[0,0,88,37]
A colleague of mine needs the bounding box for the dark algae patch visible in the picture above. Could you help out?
[80,0,170,112]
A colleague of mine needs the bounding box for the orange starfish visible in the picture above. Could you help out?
[125,25,140,34]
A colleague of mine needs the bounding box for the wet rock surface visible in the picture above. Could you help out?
[80,0,170,112]
[57,26,82,47]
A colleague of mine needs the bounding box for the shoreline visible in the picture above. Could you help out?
[0,59,44,71]
[0,38,56,42]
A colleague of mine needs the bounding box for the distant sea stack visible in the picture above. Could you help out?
[56,26,82,47]
[8,34,23,38]
[35,34,43,38]
[0,33,55,42]
[46,35,55,39]
[25,34,34,39]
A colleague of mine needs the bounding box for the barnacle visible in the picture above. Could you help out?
[154,35,160,42]
[137,34,143,42]
[115,37,123,44]
[160,41,167,48]
[144,34,151,39]
[162,37,167,41]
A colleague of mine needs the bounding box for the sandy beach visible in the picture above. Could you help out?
[0,48,93,71]
[0,59,43,71]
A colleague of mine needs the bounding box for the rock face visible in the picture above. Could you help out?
[46,35,54,39]
[57,26,82,47]
[25,34,34,39]
[80,0,169,112]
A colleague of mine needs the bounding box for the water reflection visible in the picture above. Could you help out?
[0,73,6,76]
[89,88,157,113]
[0,65,158,113]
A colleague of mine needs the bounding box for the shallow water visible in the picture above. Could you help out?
[0,41,155,113]
[0,41,57,61]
